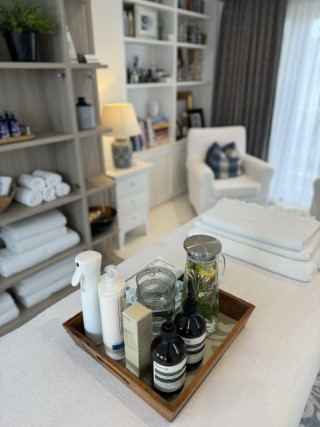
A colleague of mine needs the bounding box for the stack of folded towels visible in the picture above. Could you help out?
[0,209,80,278]
[11,256,75,308]
[0,291,20,327]
[188,198,320,282]
[14,169,71,207]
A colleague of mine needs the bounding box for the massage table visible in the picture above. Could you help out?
[1,219,319,426]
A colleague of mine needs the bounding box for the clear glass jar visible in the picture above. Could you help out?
[183,235,226,335]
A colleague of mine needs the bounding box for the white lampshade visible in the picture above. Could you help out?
[102,103,140,137]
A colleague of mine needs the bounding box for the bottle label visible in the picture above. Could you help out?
[153,357,186,393]
[181,332,206,365]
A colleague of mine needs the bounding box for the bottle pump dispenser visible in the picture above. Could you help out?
[72,250,103,345]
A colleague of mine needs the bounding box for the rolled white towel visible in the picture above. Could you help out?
[0,176,12,196]
[0,209,67,242]
[0,291,16,313]
[42,186,56,202]
[18,174,45,191]
[33,169,62,187]
[14,187,43,207]
[55,182,71,197]
[0,304,20,327]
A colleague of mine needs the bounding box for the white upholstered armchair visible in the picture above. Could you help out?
[186,126,274,214]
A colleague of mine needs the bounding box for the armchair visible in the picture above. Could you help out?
[186,126,274,214]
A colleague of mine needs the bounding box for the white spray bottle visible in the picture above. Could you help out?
[98,265,126,360]
[72,250,103,345]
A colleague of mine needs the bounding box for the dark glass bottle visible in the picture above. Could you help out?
[8,112,21,137]
[175,280,206,370]
[151,311,186,398]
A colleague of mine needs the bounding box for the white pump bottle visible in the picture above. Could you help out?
[72,250,103,345]
[98,265,126,360]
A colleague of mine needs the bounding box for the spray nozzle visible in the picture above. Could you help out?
[104,265,117,277]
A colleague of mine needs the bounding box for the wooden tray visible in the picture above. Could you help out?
[0,134,35,145]
[63,289,255,421]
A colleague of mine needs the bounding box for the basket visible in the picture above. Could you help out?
[0,183,16,214]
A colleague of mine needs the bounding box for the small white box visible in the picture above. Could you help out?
[123,302,152,378]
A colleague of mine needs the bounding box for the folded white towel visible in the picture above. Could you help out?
[0,291,16,313]
[0,209,67,242]
[14,187,43,207]
[12,255,74,297]
[32,170,62,187]
[14,275,72,308]
[194,219,320,261]
[0,304,20,327]
[188,226,320,282]
[200,199,320,251]
[18,174,45,191]
[0,176,12,196]
[42,186,56,202]
[55,182,71,197]
[3,226,67,255]
[0,228,80,277]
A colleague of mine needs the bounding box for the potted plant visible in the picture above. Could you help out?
[0,1,56,62]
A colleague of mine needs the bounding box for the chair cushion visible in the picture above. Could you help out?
[205,142,243,179]
[213,175,261,199]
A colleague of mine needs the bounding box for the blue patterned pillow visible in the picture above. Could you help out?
[205,142,243,179]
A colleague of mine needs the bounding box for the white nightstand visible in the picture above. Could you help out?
[106,161,152,249]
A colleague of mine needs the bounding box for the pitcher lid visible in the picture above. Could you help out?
[183,235,222,260]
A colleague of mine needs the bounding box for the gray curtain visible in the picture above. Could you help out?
[211,0,287,160]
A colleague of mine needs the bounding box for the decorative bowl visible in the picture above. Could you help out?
[89,205,117,235]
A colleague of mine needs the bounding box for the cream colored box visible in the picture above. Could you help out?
[123,302,152,378]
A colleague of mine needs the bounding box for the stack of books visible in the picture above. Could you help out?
[131,116,170,151]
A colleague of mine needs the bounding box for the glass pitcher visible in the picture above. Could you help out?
[182,235,226,335]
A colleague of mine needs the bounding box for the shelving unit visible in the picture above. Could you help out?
[0,0,117,336]
[120,0,220,207]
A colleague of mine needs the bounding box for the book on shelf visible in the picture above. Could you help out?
[131,116,170,151]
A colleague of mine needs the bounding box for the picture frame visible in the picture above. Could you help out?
[177,91,193,110]
[187,108,205,128]
[134,5,158,40]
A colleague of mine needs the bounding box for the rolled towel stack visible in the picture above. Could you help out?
[11,256,75,308]
[0,291,20,327]
[33,169,62,187]
[14,187,42,207]
[42,186,56,202]
[17,174,45,192]
[0,209,80,278]
[188,198,320,282]
[32,169,71,198]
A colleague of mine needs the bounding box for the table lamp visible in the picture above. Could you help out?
[102,103,140,168]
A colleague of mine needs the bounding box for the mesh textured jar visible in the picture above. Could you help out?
[183,234,225,335]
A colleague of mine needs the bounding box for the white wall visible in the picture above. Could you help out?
[91,0,127,162]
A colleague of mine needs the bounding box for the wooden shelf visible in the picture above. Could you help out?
[127,82,173,89]
[124,37,172,46]
[177,42,210,50]
[177,8,212,20]
[0,62,67,70]
[77,126,112,138]
[123,0,174,12]
[0,131,74,153]
[70,63,108,70]
[85,175,115,195]
[176,80,211,87]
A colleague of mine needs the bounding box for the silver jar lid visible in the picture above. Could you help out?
[183,234,222,261]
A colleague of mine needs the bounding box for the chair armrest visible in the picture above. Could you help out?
[186,159,214,214]
[242,154,274,204]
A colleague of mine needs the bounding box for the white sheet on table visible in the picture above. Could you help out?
[0,209,66,242]
[194,219,320,261]
[0,228,80,278]
[12,256,75,297]
[188,226,320,282]
[200,198,320,251]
